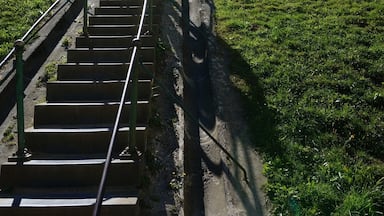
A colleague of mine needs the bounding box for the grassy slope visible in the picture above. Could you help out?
[215,0,384,215]
[0,0,54,60]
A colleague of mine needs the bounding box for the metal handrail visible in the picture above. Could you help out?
[92,0,149,215]
[0,0,62,69]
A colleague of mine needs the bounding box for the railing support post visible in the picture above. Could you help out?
[119,41,142,160]
[83,0,88,36]
[9,40,31,162]
[119,59,140,159]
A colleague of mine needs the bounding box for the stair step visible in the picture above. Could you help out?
[26,126,147,155]
[99,0,159,7]
[0,159,141,188]
[89,15,159,25]
[57,62,154,81]
[0,188,139,216]
[76,35,155,48]
[33,101,150,127]
[88,24,156,36]
[46,80,152,102]
[67,47,154,63]
[95,5,159,15]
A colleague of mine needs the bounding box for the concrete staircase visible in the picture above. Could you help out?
[0,0,158,215]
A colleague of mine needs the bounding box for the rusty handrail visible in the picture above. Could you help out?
[92,0,149,215]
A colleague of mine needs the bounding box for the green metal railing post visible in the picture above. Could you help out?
[83,0,88,36]
[129,59,139,156]
[10,40,31,162]
[119,40,142,159]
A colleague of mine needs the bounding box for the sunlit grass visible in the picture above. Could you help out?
[0,0,55,60]
[215,0,384,215]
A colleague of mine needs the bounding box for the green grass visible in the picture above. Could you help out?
[215,0,384,215]
[0,0,55,60]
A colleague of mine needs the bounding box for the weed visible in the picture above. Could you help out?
[37,61,59,87]
[61,36,71,49]
[1,123,15,143]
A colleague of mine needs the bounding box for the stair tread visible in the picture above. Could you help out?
[48,80,151,83]
[26,126,146,132]
[3,158,134,166]
[0,187,138,207]
[69,47,153,50]
[36,101,149,106]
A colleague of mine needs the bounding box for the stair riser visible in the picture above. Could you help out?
[26,129,147,155]
[89,15,160,25]
[57,63,154,81]
[67,48,154,63]
[95,6,159,15]
[76,36,155,48]
[46,81,152,102]
[0,205,139,216]
[88,25,157,36]
[99,0,159,7]
[0,162,140,188]
[34,103,149,127]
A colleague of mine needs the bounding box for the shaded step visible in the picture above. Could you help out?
[95,6,159,15]
[33,101,149,127]
[88,25,157,36]
[89,15,159,25]
[57,63,154,81]
[76,35,155,48]
[0,159,141,189]
[46,80,152,102]
[100,0,159,7]
[0,188,139,216]
[67,47,154,63]
[26,126,147,156]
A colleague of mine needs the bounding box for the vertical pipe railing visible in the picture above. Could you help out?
[93,0,149,214]
[83,0,88,36]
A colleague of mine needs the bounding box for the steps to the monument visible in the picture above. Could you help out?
[0,0,158,214]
